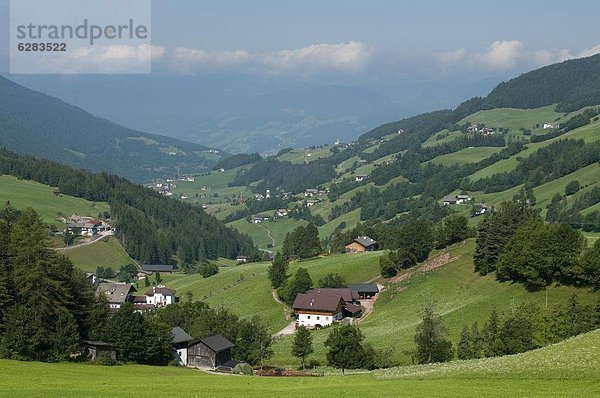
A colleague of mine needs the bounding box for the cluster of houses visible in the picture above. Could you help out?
[443,194,472,205]
[85,326,239,371]
[466,125,496,135]
[97,282,176,311]
[65,216,112,237]
[292,284,380,328]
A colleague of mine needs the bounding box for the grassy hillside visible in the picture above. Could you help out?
[228,218,307,251]
[276,146,334,164]
[269,240,599,367]
[427,146,503,166]
[0,175,109,227]
[62,236,136,273]
[168,252,382,333]
[0,330,598,397]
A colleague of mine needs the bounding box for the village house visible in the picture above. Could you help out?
[348,284,380,300]
[187,335,237,369]
[443,194,471,205]
[144,285,176,307]
[543,122,560,129]
[252,214,270,224]
[481,127,495,136]
[172,327,194,366]
[443,195,458,205]
[293,288,362,328]
[97,282,136,309]
[355,175,368,182]
[274,208,289,217]
[304,188,319,197]
[236,255,248,264]
[142,264,174,275]
[306,199,320,207]
[345,236,377,253]
[85,272,97,285]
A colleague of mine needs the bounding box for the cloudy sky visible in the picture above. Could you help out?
[3,0,600,78]
[144,0,600,81]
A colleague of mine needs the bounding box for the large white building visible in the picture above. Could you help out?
[144,286,176,307]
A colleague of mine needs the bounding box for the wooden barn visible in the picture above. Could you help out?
[187,335,235,369]
[83,340,116,362]
[345,236,377,253]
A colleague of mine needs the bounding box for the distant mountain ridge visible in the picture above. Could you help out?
[0,76,226,182]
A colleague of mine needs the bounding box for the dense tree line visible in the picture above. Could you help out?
[213,153,261,171]
[457,298,600,360]
[546,187,600,232]
[0,204,98,362]
[154,300,273,366]
[282,223,322,260]
[0,150,256,265]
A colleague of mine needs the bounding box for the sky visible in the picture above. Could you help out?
[3,0,600,79]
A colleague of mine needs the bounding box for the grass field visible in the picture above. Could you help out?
[228,218,307,251]
[0,175,110,227]
[468,117,600,181]
[427,146,504,166]
[62,236,137,273]
[269,240,599,367]
[168,252,383,333]
[0,330,598,397]
[171,167,253,205]
[462,105,562,136]
[276,146,334,164]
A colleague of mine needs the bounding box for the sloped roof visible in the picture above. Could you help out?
[142,264,174,272]
[97,282,136,304]
[306,288,358,303]
[344,303,362,314]
[348,284,380,294]
[145,286,176,296]
[293,292,345,313]
[349,236,377,248]
[200,335,235,353]
[172,327,193,345]
[443,195,457,202]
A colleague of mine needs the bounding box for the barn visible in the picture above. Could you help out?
[345,236,377,253]
[187,335,235,369]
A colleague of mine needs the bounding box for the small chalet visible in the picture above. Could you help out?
[187,335,236,369]
[86,272,97,285]
[252,214,270,224]
[543,122,560,129]
[345,236,377,253]
[142,264,174,274]
[52,188,61,196]
[355,175,368,182]
[83,341,116,362]
[304,188,319,197]
[275,208,289,217]
[443,195,458,205]
[443,194,471,205]
[236,256,248,264]
[172,326,194,366]
[97,282,136,309]
[144,285,176,307]
[306,199,319,207]
[456,194,471,204]
[349,284,380,299]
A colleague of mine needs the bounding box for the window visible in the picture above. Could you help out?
[317,316,320,320]
[307,316,311,319]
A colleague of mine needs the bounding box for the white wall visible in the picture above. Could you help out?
[297,312,341,328]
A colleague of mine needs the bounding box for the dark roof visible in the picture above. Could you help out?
[443,195,457,202]
[145,286,176,296]
[142,264,174,272]
[293,292,345,313]
[344,303,362,314]
[348,236,377,248]
[200,335,235,353]
[132,295,147,303]
[172,327,194,345]
[84,340,115,348]
[306,288,358,303]
[348,284,380,294]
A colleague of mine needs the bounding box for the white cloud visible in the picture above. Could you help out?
[262,41,372,73]
[165,41,372,75]
[170,48,250,73]
[435,40,600,72]
[480,40,524,70]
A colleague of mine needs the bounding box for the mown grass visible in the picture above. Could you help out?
[269,240,599,367]
[427,146,504,166]
[0,330,598,397]
[62,236,137,273]
[0,175,109,227]
[171,167,253,205]
[276,146,334,164]
[168,252,382,334]
[228,217,307,251]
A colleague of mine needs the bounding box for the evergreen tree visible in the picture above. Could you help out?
[414,305,453,364]
[291,325,313,369]
[482,307,503,357]
[581,239,600,289]
[285,268,313,305]
[267,252,289,289]
[457,325,476,360]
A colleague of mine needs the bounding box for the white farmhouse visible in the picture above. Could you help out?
[145,286,176,307]
[292,293,345,328]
